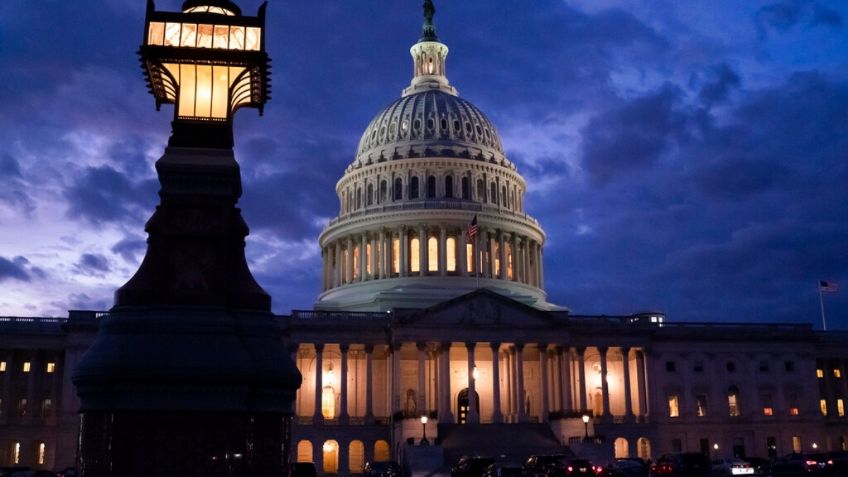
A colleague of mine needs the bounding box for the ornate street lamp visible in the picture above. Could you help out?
[582,414,590,441]
[140,0,269,148]
[420,414,429,445]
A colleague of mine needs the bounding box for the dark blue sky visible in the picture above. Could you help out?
[0,1,846,328]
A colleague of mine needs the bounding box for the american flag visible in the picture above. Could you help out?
[820,280,839,293]
[466,215,478,241]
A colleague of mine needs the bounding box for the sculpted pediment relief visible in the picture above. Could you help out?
[401,289,556,328]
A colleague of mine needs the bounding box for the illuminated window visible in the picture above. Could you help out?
[696,395,707,417]
[353,245,360,280]
[342,249,349,283]
[728,387,740,416]
[817,369,825,378]
[23,362,31,373]
[321,385,336,419]
[668,395,680,418]
[392,238,399,274]
[790,407,800,416]
[428,237,438,272]
[365,243,372,276]
[835,369,842,378]
[821,399,828,416]
[38,442,46,465]
[11,442,20,465]
[493,242,501,277]
[505,242,513,280]
[296,440,313,463]
[410,237,420,273]
[839,399,845,417]
[763,407,774,416]
[42,398,53,417]
[446,237,457,272]
[18,398,27,417]
[792,436,802,453]
[163,63,247,119]
[0,361,5,372]
[374,440,391,462]
[466,243,474,273]
[46,362,55,373]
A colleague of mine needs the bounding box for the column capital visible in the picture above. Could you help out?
[439,342,452,353]
[537,343,549,352]
[575,346,586,355]
[514,343,525,352]
[390,341,403,352]
[364,344,375,354]
[465,341,476,351]
[339,344,350,353]
[620,346,631,356]
[314,343,325,353]
[490,342,501,351]
[598,346,609,355]
[554,345,565,354]
[416,342,428,352]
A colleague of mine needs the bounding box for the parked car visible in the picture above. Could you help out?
[0,469,30,477]
[523,454,572,477]
[289,462,318,477]
[604,459,649,477]
[651,453,711,477]
[364,461,402,477]
[771,453,830,477]
[711,458,754,476]
[55,469,77,477]
[742,457,771,476]
[453,455,496,477]
[9,471,56,477]
[483,462,524,477]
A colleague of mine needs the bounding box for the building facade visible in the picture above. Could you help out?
[0,1,846,474]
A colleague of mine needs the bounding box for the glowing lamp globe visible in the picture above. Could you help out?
[139,0,270,148]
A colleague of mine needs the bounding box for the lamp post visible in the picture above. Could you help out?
[582,414,590,441]
[420,414,429,445]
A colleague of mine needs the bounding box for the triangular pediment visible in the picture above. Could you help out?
[397,288,559,328]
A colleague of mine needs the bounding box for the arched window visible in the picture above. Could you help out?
[445,175,454,198]
[409,177,419,199]
[380,180,387,203]
[394,178,402,201]
[501,185,507,206]
[367,184,374,206]
[728,386,741,416]
[461,177,470,200]
[427,175,436,198]
[637,437,651,460]
[37,441,46,465]
[349,441,365,474]
[297,440,313,463]
[374,440,391,462]
[614,438,629,458]
[428,236,438,272]
[322,440,339,474]
[490,183,497,204]
[447,236,457,272]
[356,188,362,210]
[353,245,360,281]
[505,242,513,280]
[477,179,486,203]
[322,384,336,419]
[410,236,420,273]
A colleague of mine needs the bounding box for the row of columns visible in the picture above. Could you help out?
[321,227,544,291]
[304,343,648,424]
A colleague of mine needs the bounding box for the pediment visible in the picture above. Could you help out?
[399,288,558,328]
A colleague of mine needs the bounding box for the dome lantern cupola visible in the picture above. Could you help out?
[403,0,457,97]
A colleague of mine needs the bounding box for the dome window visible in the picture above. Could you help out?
[380,126,386,137]
[393,178,403,201]
[402,119,409,131]
[476,125,482,136]
[461,177,470,200]
[440,118,448,130]
[427,176,436,198]
[389,123,397,137]
[427,118,434,130]
[413,119,421,130]
[445,175,454,198]
[465,122,472,134]
[409,177,419,199]
[453,120,461,131]
[484,128,490,139]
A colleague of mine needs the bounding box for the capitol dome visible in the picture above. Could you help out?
[316,2,560,312]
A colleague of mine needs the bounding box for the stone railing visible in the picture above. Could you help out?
[289,310,390,321]
[327,200,540,227]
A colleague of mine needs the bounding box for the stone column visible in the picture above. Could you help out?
[636,350,647,417]
[439,226,448,276]
[417,343,427,415]
[314,343,325,423]
[551,347,561,412]
[539,246,545,290]
[400,227,408,277]
[370,235,377,280]
[515,343,527,422]
[334,242,342,287]
[459,228,468,276]
[359,234,367,282]
[340,344,350,423]
[504,349,513,422]
[498,232,507,280]
[523,239,530,284]
[577,346,587,411]
[321,248,328,290]
[346,237,354,284]
[466,342,479,423]
[438,343,454,423]
[419,225,427,276]
[365,345,374,424]
[489,231,498,278]
[560,346,573,412]
[391,342,401,416]
[511,233,519,281]
[490,342,503,423]
[600,347,611,421]
[621,347,634,420]
[539,345,550,422]
[380,231,388,279]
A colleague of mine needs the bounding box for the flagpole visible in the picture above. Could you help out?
[475,232,480,289]
[819,282,828,331]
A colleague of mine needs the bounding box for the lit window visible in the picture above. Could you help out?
[321,385,335,419]
[792,436,802,453]
[668,395,680,418]
[817,369,825,378]
[428,237,438,272]
[696,395,707,417]
[23,362,31,373]
[410,237,420,273]
[392,238,399,274]
[493,242,501,277]
[835,369,842,378]
[763,407,774,416]
[446,237,457,272]
[0,361,5,372]
[38,442,46,465]
[790,407,800,416]
[466,243,474,273]
[12,442,20,465]
[365,243,372,276]
[821,399,828,416]
[42,398,53,418]
[353,245,360,280]
[839,399,845,417]
[505,242,513,280]
[46,362,55,373]
[728,387,740,416]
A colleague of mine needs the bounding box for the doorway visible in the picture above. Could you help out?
[457,388,480,424]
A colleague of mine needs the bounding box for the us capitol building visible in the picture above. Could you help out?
[1,1,847,474]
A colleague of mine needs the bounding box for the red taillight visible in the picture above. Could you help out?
[594,466,603,474]
[806,461,818,466]
[828,460,834,465]
[568,466,574,472]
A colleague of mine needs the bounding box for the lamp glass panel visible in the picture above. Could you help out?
[195,65,213,117]
[213,25,229,49]
[229,26,245,50]
[148,22,165,45]
[178,64,196,117]
[180,23,197,47]
[246,27,261,50]
[197,24,214,48]
[211,65,229,118]
[164,22,181,46]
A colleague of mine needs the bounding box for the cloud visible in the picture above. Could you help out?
[0,256,31,282]
[0,154,22,178]
[74,253,111,276]
[63,165,157,226]
[756,1,843,37]
[697,64,742,106]
[111,236,147,264]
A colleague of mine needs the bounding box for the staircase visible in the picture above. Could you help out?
[437,423,568,466]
